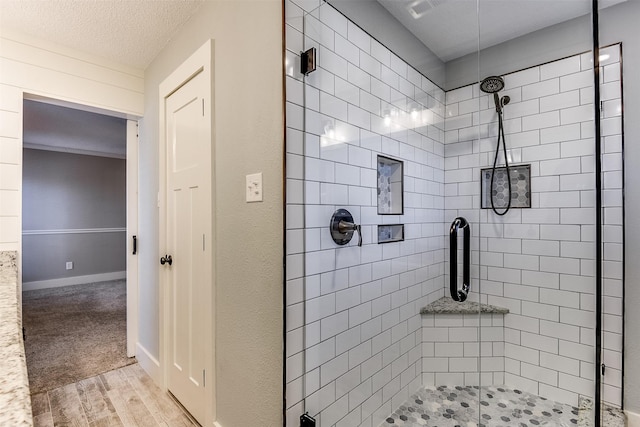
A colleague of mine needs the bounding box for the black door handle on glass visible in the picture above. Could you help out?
[450,217,470,302]
[160,255,172,266]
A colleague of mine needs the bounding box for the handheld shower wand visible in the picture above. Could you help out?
[480,76,512,216]
[481,76,510,112]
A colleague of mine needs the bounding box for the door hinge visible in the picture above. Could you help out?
[203,369,206,387]
[300,413,316,427]
[301,47,317,75]
[601,363,606,376]
[600,100,605,118]
[202,98,205,116]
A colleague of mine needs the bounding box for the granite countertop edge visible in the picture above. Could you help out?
[0,251,33,426]
[420,296,510,315]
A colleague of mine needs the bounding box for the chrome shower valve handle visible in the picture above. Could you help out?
[338,221,362,247]
[330,209,362,247]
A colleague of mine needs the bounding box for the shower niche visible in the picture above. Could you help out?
[481,164,531,209]
[377,224,404,244]
[377,155,404,215]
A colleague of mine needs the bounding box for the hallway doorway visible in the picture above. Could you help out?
[21,96,139,393]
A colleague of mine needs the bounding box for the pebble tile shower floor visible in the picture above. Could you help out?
[382,385,607,427]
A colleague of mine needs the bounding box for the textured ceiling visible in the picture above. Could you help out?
[376,0,628,62]
[0,0,204,70]
[23,100,127,157]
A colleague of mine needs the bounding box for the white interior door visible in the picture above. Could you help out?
[164,69,211,425]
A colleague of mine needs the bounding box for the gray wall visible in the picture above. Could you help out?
[445,0,640,413]
[22,233,125,282]
[140,1,283,425]
[445,14,592,91]
[22,149,126,282]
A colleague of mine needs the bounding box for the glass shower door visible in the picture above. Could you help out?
[284,0,624,425]
[473,1,610,425]
[288,1,484,425]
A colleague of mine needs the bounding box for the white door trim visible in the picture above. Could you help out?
[158,39,215,426]
[126,119,139,357]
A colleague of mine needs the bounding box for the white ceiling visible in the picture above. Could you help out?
[23,100,127,158]
[377,0,628,62]
[0,0,204,70]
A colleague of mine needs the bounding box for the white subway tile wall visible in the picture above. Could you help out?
[285,0,624,423]
[286,2,446,426]
[597,46,624,407]
[421,313,505,387]
[443,45,623,408]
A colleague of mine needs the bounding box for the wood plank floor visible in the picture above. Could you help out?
[31,364,199,427]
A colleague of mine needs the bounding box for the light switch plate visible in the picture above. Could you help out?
[246,172,263,202]
[66,261,73,270]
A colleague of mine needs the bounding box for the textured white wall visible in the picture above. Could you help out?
[141,2,284,426]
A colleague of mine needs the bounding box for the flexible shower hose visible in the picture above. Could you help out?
[490,108,511,216]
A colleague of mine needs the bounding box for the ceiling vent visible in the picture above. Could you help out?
[407,0,447,19]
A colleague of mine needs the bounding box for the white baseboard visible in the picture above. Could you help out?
[627,410,640,427]
[136,342,161,384]
[23,271,126,291]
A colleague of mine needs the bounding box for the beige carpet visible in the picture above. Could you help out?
[23,280,136,394]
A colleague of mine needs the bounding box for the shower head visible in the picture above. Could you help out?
[481,76,509,113]
[480,76,505,94]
